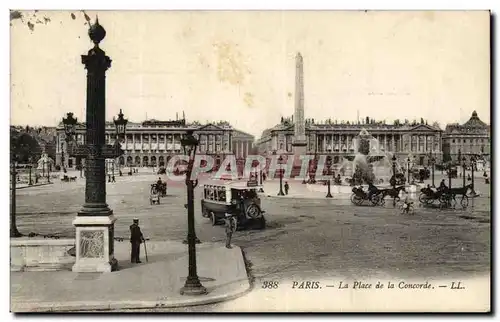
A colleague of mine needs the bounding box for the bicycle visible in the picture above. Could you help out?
[398,200,415,215]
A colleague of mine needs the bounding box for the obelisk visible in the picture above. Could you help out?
[291,53,307,173]
[292,52,307,148]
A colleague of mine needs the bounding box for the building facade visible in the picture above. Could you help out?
[55,118,254,169]
[256,116,443,166]
[442,111,490,163]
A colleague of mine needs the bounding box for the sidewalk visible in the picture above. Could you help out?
[11,241,250,312]
[260,180,352,199]
[13,182,53,190]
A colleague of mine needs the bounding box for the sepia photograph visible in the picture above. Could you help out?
[8,9,491,313]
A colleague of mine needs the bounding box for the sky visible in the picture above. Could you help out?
[10,10,490,137]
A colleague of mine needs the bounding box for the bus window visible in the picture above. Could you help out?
[219,187,226,201]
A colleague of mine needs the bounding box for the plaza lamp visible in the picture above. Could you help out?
[278,155,285,196]
[325,156,333,198]
[407,157,411,184]
[470,156,476,194]
[391,155,397,188]
[10,158,22,237]
[113,109,128,176]
[28,156,33,186]
[180,130,207,296]
[62,112,78,172]
[448,163,452,189]
[430,156,436,188]
[462,156,467,187]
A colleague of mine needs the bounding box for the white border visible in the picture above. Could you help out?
[3,1,498,321]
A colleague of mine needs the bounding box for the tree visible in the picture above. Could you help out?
[10,129,42,163]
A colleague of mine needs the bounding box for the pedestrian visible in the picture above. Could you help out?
[130,218,145,263]
[112,175,116,182]
[224,214,235,249]
[284,181,289,195]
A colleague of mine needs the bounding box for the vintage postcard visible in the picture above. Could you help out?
[9,10,491,313]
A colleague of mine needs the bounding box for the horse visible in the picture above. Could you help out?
[444,183,474,208]
[380,185,407,201]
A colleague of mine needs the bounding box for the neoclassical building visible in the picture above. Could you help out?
[442,111,490,163]
[55,118,254,169]
[256,116,443,165]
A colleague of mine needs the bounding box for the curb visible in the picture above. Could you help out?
[11,246,251,312]
[14,182,53,190]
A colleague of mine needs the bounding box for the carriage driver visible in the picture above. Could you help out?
[367,181,379,201]
[157,177,163,186]
[438,179,448,192]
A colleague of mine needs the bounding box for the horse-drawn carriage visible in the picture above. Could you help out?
[149,182,167,205]
[419,184,472,209]
[149,184,161,205]
[412,167,430,182]
[350,186,385,206]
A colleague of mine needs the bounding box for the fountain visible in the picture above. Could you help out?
[307,128,405,197]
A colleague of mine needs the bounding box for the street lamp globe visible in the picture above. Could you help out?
[113,109,128,141]
[62,112,78,141]
[181,130,199,159]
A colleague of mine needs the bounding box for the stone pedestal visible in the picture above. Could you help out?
[72,214,118,273]
[291,143,308,179]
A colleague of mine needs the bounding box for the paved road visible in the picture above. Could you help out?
[13,173,491,312]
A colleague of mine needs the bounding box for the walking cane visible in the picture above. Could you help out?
[143,240,149,262]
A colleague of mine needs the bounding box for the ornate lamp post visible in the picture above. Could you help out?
[62,112,78,172]
[10,160,22,237]
[470,156,476,194]
[462,156,467,187]
[28,157,33,185]
[448,163,452,189]
[430,156,436,187]
[325,156,332,198]
[71,18,126,273]
[113,109,128,176]
[278,155,285,196]
[391,155,397,188]
[407,157,411,184]
[180,130,207,296]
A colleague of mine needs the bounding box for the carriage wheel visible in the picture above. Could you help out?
[438,195,448,209]
[231,216,238,232]
[460,195,469,209]
[351,194,363,206]
[371,195,381,206]
[210,212,217,226]
[418,193,429,205]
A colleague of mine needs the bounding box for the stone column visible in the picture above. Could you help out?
[73,18,117,273]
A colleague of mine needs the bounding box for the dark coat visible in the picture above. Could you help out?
[130,224,144,243]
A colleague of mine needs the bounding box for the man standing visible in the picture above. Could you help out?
[224,214,235,249]
[284,181,289,195]
[130,218,145,263]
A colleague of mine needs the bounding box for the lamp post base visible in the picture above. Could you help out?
[183,238,201,244]
[72,213,118,273]
[180,277,208,296]
[277,191,285,196]
[326,193,332,198]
